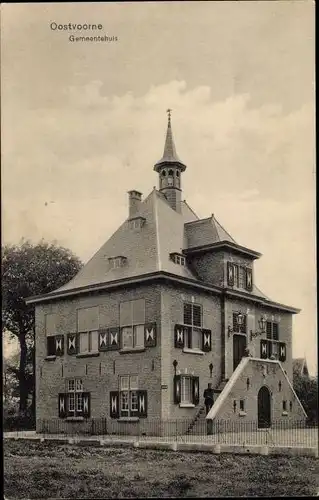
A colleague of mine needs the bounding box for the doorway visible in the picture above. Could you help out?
[257,386,271,428]
[233,334,247,371]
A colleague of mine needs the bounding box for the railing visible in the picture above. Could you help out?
[18,418,318,448]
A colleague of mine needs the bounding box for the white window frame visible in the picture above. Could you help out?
[180,375,192,404]
[78,330,99,354]
[67,378,84,415]
[183,303,203,350]
[119,375,139,416]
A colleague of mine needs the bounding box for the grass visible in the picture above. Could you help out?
[4,440,319,498]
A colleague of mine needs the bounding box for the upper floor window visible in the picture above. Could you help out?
[227,262,253,291]
[128,217,145,230]
[120,299,145,350]
[170,253,186,266]
[109,256,127,269]
[266,321,279,340]
[77,306,99,354]
[183,303,202,350]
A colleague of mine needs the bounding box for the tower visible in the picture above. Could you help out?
[154,109,187,212]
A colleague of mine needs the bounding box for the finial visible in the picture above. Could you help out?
[167,108,172,124]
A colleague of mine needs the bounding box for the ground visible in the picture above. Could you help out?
[4,440,319,498]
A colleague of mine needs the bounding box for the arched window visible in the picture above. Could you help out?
[168,169,174,176]
[176,170,180,177]
[161,170,166,177]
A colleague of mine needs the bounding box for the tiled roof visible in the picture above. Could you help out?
[55,189,199,293]
[185,215,237,248]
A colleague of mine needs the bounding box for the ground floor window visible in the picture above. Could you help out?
[181,376,192,404]
[120,375,139,416]
[174,374,200,406]
[58,379,90,419]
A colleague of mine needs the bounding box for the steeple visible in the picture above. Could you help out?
[154,110,187,212]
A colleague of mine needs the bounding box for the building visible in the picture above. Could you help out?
[26,111,307,435]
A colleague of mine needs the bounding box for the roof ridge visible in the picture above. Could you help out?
[212,214,237,243]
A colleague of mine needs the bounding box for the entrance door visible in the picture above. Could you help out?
[258,386,271,428]
[233,334,246,371]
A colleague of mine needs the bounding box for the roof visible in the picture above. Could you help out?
[185,215,237,248]
[293,358,309,377]
[50,189,199,294]
[154,112,187,171]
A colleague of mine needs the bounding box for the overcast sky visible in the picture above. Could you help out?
[1,2,316,374]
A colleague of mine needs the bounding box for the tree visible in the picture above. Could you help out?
[293,371,318,424]
[2,240,83,416]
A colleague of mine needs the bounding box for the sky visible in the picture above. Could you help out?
[1,1,316,374]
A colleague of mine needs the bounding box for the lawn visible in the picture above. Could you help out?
[4,440,319,498]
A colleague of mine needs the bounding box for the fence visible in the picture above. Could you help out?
[30,418,318,448]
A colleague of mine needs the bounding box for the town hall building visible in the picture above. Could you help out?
[26,111,306,435]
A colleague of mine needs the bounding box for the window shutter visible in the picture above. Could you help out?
[108,327,120,350]
[245,268,253,291]
[279,342,286,362]
[202,329,212,352]
[267,340,272,359]
[55,335,64,356]
[273,323,279,341]
[144,322,157,347]
[193,305,202,327]
[240,315,247,334]
[82,393,91,418]
[183,303,192,325]
[260,339,268,359]
[174,324,185,348]
[47,336,56,356]
[67,333,78,355]
[58,393,67,418]
[227,262,234,286]
[192,376,200,406]
[173,375,181,404]
[110,391,119,419]
[232,313,239,333]
[137,390,148,418]
[98,329,108,351]
[266,322,272,339]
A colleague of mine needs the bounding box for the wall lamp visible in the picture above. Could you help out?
[227,312,244,337]
[250,315,267,342]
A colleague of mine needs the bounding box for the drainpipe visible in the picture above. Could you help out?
[221,293,226,380]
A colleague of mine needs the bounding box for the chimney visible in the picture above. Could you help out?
[128,190,142,218]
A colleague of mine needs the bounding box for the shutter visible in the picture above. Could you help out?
[192,376,200,406]
[267,340,272,359]
[279,342,286,362]
[245,268,253,291]
[273,323,279,341]
[55,335,64,356]
[67,333,78,355]
[108,327,120,350]
[173,375,181,404]
[186,326,192,349]
[144,322,157,347]
[58,393,67,418]
[260,339,268,359]
[240,314,247,334]
[137,390,148,418]
[110,391,120,419]
[183,303,192,325]
[266,322,272,339]
[202,329,212,352]
[174,324,185,348]
[98,329,108,351]
[47,336,56,356]
[82,392,91,418]
[227,262,234,286]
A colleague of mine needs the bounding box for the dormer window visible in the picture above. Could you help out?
[109,256,127,269]
[128,217,146,230]
[170,252,186,266]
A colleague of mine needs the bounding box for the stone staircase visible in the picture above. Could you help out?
[185,405,206,435]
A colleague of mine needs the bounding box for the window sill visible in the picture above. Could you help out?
[119,348,146,354]
[239,411,247,417]
[76,351,100,358]
[66,416,84,421]
[117,417,140,422]
[282,411,288,416]
[45,355,56,361]
[179,403,195,408]
[182,348,204,356]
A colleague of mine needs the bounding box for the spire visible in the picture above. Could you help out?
[154,109,187,172]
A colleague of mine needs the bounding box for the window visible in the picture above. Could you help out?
[78,331,99,354]
[240,399,245,411]
[120,375,139,417]
[170,253,186,266]
[120,299,145,350]
[47,336,56,356]
[67,378,83,415]
[238,266,246,289]
[266,321,279,340]
[181,376,192,404]
[282,400,287,412]
[183,303,202,350]
[232,313,247,334]
[128,217,145,230]
[227,263,253,290]
[109,256,127,269]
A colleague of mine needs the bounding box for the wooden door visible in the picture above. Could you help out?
[233,334,247,371]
